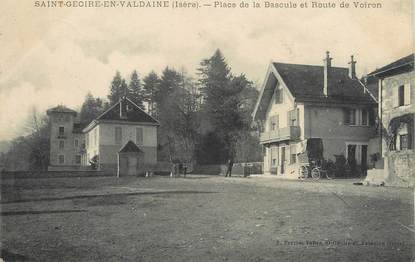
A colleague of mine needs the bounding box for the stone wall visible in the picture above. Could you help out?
[387,151,415,187]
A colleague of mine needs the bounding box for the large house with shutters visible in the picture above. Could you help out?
[366,53,414,186]
[252,52,377,177]
[47,96,159,173]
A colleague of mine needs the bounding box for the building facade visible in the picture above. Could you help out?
[367,54,414,186]
[253,52,377,177]
[47,106,85,170]
[47,97,159,172]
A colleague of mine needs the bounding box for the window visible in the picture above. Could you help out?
[395,122,411,151]
[136,128,143,145]
[349,109,356,125]
[115,127,122,145]
[85,135,89,148]
[58,154,65,164]
[400,134,409,150]
[361,109,368,126]
[59,140,64,150]
[274,88,283,103]
[288,109,299,127]
[75,155,81,164]
[58,126,65,137]
[74,139,79,148]
[398,85,405,107]
[269,115,279,131]
[394,84,412,107]
[344,108,370,126]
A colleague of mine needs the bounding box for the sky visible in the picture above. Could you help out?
[0,0,413,140]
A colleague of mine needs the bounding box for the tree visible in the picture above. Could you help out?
[79,93,105,126]
[155,68,200,164]
[197,49,249,162]
[143,71,160,117]
[128,70,145,109]
[108,71,127,105]
[4,107,50,171]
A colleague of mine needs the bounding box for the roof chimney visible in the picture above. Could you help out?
[119,97,127,119]
[323,51,332,97]
[348,55,356,79]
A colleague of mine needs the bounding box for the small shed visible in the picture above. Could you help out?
[117,140,144,177]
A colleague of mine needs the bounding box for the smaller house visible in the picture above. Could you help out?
[47,96,159,174]
[367,54,414,186]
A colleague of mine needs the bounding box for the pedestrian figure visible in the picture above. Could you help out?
[225,157,234,177]
[178,163,183,177]
[183,164,187,178]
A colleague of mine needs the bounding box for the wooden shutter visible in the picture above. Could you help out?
[392,86,399,107]
[343,108,350,125]
[404,83,411,105]
[136,128,143,145]
[368,108,375,126]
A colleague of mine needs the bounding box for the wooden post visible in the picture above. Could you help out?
[117,153,120,178]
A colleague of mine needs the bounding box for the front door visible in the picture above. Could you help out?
[281,147,285,174]
[127,156,138,176]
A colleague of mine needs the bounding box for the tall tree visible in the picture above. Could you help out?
[128,70,145,109]
[79,92,105,126]
[108,71,127,105]
[198,49,251,162]
[155,67,200,163]
[143,71,160,117]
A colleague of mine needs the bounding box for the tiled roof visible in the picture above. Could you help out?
[73,123,87,133]
[96,97,159,124]
[46,105,77,116]
[368,53,414,77]
[273,62,374,103]
[119,140,142,153]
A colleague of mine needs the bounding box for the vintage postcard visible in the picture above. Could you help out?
[0,0,413,261]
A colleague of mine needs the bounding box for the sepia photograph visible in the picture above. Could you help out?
[0,0,414,261]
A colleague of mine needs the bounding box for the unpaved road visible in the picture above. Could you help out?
[1,175,413,261]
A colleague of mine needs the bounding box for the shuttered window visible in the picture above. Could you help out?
[269,115,279,131]
[288,109,299,126]
[115,127,122,145]
[404,83,411,105]
[136,128,143,145]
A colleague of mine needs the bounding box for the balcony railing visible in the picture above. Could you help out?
[260,126,301,144]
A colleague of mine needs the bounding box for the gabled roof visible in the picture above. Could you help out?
[118,140,142,153]
[96,97,158,123]
[46,105,77,116]
[273,62,373,102]
[253,62,376,121]
[368,53,414,78]
[83,97,159,132]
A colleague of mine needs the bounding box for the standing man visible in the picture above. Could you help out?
[225,157,234,177]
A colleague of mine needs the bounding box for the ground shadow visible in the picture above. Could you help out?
[1,190,219,204]
[1,249,29,261]
[1,210,87,216]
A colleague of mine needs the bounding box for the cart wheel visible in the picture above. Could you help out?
[299,166,308,180]
[311,168,321,180]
